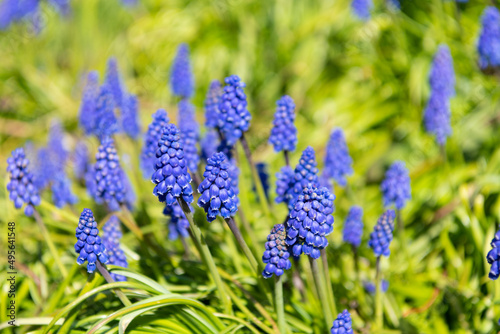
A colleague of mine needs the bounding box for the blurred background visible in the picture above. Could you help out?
[1,0,500,333]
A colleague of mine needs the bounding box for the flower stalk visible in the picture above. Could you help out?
[275,275,286,334]
[309,257,333,328]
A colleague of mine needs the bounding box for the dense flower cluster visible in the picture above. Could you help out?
[197,152,238,222]
[6,148,40,216]
[73,141,89,180]
[227,159,240,206]
[201,129,219,161]
[429,45,455,98]
[94,84,118,138]
[330,310,353,334]
[140,109,170,178]
[343,206,364,248]
[152,123,194,206]
[275,166,295,205]
[170,43,194,98]
[381,161,411,210]
[105,57,125,110]
[102,216,128,281]
[269,95,297,153]
[262,224,292,278]
[52,175,77,208]
[94,137,127,211]
[79,71,100,135]
[0,0,38,30]
[351,0,372,20]
[478,6,500,69]
[217,75,252,145]
[179,99,200,172]
[121,94,140,139]
[487,227,500,280]
[323,128,353,187]
[204,80,221,128]
[368,210,396,257]
[75,209,108,273]
[163,201,190,240]
[286,186,335,259]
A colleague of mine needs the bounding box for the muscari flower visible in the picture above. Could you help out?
[323,128,353,187]
[368,210,396,257]
[217,137,234,160]
[197,152,238,222]
[319,171,334,193]
[75,208,108,273]
[170,43,194,99]
[363,279,389,295]
[381,161,411,210]
[140,109,170,178]
[6,148,40,216]
[179,99,200,173]
[105,57,125,109]
[0,0,38,30]
[94,84,118,138]
[351,0,372,21]
[51,175,77,208]
[79,71,100,135]
[217,75,252,146]
[256,162,270,199]
[343,206,363,248]
[478,6,500,69]
[163,201,190,240]
[424,91,451,146]
[262,224,292,279]
[227,158,240,206]
[85,166,99,202]
[33,147,55,190]
[121,94,140,139]
[94,137,127,211]
[201,129,219,161]
[73,141,89,180]
[429,45,455,98]
[330,310,353,334]
[275,166,295,206]
[204,80,222,128]
[269,95,297,153]
[487,227,500,280]
[286,186,335,259]
[151,123,194,206]
[102,215,128,281]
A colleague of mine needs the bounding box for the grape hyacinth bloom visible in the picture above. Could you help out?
[227,158,240,206]
[424,91,452,146]
[163,201,190,241]
[429,45,455,98]
[140,109,170,178]
[79,71,100,135]
[102,216,128,281]
[201,129,219,161]
[170,43,194,99]
[269,95,297,153]
[151,124,194,206]
[204,80,222,128]
[121,94,140,139]
[105,57,125,109]
[51,175,77,208]
[368,210,396,257]
[33,147,55,190]
[323,128,353,187]
[364,279,389,294]
[178,99,200,173]
[330,310,353,334]
[0,0,39,30]
[343,206,364,248]
[286,186,335,259]
[319,171,334,193]
[217,75,252,145]
[381,161,411,210]
[73,141,89,180]
[85,166,99,202]
[487,227,500,280]
[74,209,108,273]
[94,137,127,211]
[262,224,292,278]
[275,166,295,206]
[197,152,238,222]
[256,162,270,199]
[478,7,500,69]
[284,146,320,209]
[351,0,372,20]
[94,84,118,138]
[6,148,41,216]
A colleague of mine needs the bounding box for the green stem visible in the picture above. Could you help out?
[96,261,132,307]
[352,245,360,281]
[237,208,260,257]
[396,209,404,246]
[225,217,259,274]
[283,150,290,167]
[310,257,333,328]
[33,209,67,278]
[178,198,232,314]
[375,256,383,329]
[44,263,79,314]
[320,249,337,316]
[275,275,286,334]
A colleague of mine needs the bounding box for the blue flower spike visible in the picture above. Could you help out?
[151,123,194,206]
[269,95,297,153]
[179,99,200,173]
[170,43,194,99]
[275,166,295,205]
[478,7,500,70]
[204,80,222,128]
[74,208,108,273]
[368,210,396,257]
[330,310,353,334]
[197,152,239,222]
[381,161,411,210]
[343,206,364,248]
[105,57,125,109]
[487,227,500,280]
[79,71,100,135]
[351,0,372,20]
[163,201,190,241]
[102,215,128,281]
[262,224,292,279]
[141,109,170,178]
[6,148,41,217]
[121,93,140,139]
[323,128,353,187]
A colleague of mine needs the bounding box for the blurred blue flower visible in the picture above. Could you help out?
[228,158,240,206]
[351,0,372,20]
[217,137,234,160]
[331,309,353,334]
[179,99,200,173]
[319,171,334,194]
[275,166,295,206]
[51,175,77,208]
[170,43,194,98]
[269,95,297,153]
[201,129,219,161]
[368,210,395,257]
[73,141,89,180]
[487,228,500,280]
[424,91,451,146]
[74,208,108,273]
[105,57,125,109]
[94,84,118,138]
[343,206,363,248]
[121,94,140,139]
[204,80,222,128]
[262,224,292,278]
[151,123,194,206]
[286,186,335,259]
[197,152,238,222]
[163,201,190,240]
[217,75,252,145]
[256,162,270,200]
[0,0,39,30]
[323,128,353,187]
[429,45,455,98]
[102,215,128,281]
[33,147,55,190]
[381,161,411,210]
[363,279,389,295]
[478,6,500,69]
[140,109,170,178]
[79,71,100,135]
[85,165,99,202]
[49,0,70,16]
[6,148,40,217]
